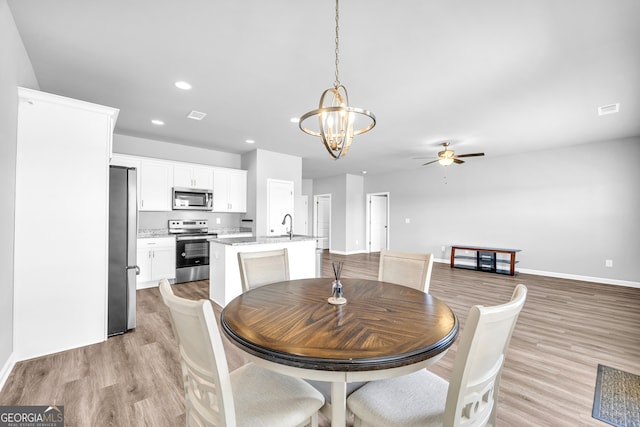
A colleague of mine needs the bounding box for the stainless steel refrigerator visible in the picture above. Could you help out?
[108,166,139,336]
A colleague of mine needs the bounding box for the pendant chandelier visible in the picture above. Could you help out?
[299,0,376,160]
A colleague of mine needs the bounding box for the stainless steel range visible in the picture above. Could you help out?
[169,219,218,284]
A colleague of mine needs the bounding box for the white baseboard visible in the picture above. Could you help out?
[137,281,159,290]
[0,352,16,392]
[329,249,369,256]
[434,258,640,289]
[517,268,640,288]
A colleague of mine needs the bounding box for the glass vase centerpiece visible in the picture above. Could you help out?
[328,261,346,305]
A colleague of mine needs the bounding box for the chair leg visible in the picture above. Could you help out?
[297,412,318,427]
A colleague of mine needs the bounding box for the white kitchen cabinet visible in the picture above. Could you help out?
[14,88,118,360]
[174,164,213,189]
[213,168,247,212]
[137,237,176,289]
[110,154,140,169]
[139,160,173,211]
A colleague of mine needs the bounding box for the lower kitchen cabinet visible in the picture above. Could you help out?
[137,237,176,288]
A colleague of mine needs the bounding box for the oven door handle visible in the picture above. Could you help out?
[176,236,211,241]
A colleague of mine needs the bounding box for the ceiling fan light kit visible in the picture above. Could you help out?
[299,0,375,160]
[422,142,485,167]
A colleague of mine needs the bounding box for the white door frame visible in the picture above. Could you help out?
[313,194,331,250]
[366,192,390,253]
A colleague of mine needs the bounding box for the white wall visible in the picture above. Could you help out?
[345,174,366,254]
[363,137,640,284]
[0,0,38,386]
[311,174,367,255]
[244,149,302,236]
[14,89,117,360]
[113,134,241,168]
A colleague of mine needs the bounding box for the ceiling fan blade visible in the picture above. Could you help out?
[455,152,485,158]
[422,159,440,166]
[453,158,465,164]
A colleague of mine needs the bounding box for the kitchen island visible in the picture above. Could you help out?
[209,235,318,306]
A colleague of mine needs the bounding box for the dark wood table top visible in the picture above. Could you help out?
[221,278,459,372]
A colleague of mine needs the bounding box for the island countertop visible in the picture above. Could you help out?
[210,234,322,245]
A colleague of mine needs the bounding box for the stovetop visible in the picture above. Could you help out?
[168,219,209,235]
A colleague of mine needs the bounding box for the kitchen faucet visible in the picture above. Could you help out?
[281,214,293,239]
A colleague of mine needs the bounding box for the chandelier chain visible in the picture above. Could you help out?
[334,0,340,88]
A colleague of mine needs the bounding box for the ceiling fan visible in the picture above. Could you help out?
[420,142,485,166]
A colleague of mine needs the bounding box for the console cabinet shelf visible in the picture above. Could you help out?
[450,245,521,276]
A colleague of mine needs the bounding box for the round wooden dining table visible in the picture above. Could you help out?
[221,277,459,427]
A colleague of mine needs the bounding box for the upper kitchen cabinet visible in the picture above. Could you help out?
[213,167,247,212]
[14,88,118,360]
[110,154,140,169]
[139,159,173,211]
[173,164,213,190]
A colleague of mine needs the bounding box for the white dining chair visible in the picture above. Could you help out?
[378,249,434,293]
[346,284,528,427]
[158,279,324,427]
[237,248,290,292]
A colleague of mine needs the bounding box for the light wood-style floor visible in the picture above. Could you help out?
[1,251,639,426]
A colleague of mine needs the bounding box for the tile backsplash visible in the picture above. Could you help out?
[139,211,246,231]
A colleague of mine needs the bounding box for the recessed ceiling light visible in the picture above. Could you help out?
[175,81,192,90]
[187,110,207,120]
[362,171,367,175]
[598,103,619,116]
[245,139,255,144]
[151,119,165,126]
[290,117,300,123]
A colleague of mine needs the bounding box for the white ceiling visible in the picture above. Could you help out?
[8,0,640,179]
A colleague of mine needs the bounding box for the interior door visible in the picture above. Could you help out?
[267,179,294,236]
[294,195,309,235]
[369,193,388,252]
[314,195,331,250]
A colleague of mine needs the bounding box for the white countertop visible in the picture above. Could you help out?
[210,235,321,246]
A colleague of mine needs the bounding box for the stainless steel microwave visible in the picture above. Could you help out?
[172,187,213,211]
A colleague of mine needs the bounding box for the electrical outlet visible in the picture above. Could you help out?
[405,218,411,224]
[605,259,613,267]
[441,245,446,252]
[216,217,221,224]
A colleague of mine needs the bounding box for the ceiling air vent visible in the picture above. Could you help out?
[187,110,207,120]
[598,103,619,116]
